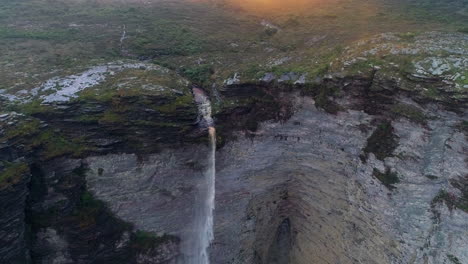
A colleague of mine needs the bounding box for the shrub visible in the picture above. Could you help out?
[181,65,213,86]
[373,168,400,190]
[132,231,177,250]
[362,121,398,162]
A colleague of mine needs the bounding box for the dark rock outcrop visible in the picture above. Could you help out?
[0,171,31,264]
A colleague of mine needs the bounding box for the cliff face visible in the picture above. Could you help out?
[0,65,197,264]
[81,96,467,264]
[0,32,467,264]
[0,171,31,264]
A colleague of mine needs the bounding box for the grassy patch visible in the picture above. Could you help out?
[242,64,266,80]
[390,103,427,124]
[395,32,418,41]
[154,94,194,114]
[128,22,205,57]
[0,26,78,41]
[73,191,105,229]
[1,116,89,160]
[181,65,213,87]
[347,57,384,75]
[0,162,29,189]
[75,67,190,101]
[99,110,126,124]
[423,86,441,99]
[32,130,88,160]
[454,71,468,87]
[373,168,400,190]
[2,119,41,140]
[131,230,178,250]
[17,100,54,115]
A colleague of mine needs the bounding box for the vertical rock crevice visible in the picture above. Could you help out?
[266,218,292,264]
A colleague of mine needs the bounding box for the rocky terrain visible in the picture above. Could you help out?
[1,0,467,263]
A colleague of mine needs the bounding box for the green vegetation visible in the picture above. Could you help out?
[155,94,194,114]
[181,65,213,87]
[242,64,266,80]
[362,121,398,162]
[395,32,418,41]
[267,46,343,81]
[129,23,204,57]
[0,162,29,188]
[2,116,90,160]
[131,230,178,250]
[17,100,54,115]
[455,71,468,87]
[390,104,427,124]
[73,191,105,229]
[99,110,126,124]
[447,254,462,264]
[2,119,41,140]
[313,85,342,114]
[76,67,190,102]
[347,57,384,75]
[425,175,439,180]
[0,26,78,41]
[397,0,468,27]
[372,168,400,190]
[458,27,468,34]
[32,130,88,160]
[438,189,457,211]
[0,0,464,105]
[423,86,441,99]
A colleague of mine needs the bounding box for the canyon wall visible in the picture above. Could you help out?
[0,32,467,264]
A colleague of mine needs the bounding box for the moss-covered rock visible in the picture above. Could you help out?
[213,83,294,144]
[390,103,427,124]
[27,162,180,264]
[362,120,398,162]
[131,231,178,251]
[372,168,400,190]
[0,162,29,189]
[2,65,201,156]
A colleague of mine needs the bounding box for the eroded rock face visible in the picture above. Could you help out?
[85,150,208,236]
[0,64,201,264]
[0,32,467,264]
[0,172,31,264]
[81,95,467,264]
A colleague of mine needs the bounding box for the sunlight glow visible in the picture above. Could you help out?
[226,0,338,14]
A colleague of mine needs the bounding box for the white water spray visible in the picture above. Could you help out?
[187,87,216,264]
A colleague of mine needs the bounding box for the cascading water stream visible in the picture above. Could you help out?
[187,87,216,264]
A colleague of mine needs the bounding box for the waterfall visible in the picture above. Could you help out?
[187,87,216,264]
